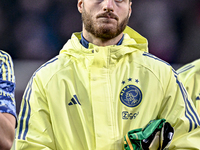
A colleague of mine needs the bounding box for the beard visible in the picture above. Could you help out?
[82,7,130,40]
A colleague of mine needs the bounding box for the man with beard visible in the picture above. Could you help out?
[15,0,200,149]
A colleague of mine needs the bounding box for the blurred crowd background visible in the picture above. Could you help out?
[0,0,200,113]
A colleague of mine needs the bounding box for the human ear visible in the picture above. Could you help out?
[77,0,83,13]
[128,2,132,17]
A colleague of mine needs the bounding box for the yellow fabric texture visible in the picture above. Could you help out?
[15,26,200,150]
[177,59,200,116]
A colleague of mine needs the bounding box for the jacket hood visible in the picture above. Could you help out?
[122,26,148,52]
[60,26,148,56]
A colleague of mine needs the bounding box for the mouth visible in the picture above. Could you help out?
[97,13,118,21]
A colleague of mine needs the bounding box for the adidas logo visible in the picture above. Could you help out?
[68,95,81,106]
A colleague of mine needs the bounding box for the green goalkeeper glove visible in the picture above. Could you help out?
[124,119,174,150]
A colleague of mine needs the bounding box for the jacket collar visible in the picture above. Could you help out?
[60,26,148,56]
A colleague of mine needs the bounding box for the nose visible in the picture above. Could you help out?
[103,0,114,12]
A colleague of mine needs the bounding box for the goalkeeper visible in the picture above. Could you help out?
[15,0,200,149]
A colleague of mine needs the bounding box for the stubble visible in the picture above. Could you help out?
[82,7,130,40]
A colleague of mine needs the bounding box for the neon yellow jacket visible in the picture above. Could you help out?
[177,59,200,116]
[16,27,200,150]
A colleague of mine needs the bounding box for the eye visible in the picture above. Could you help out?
[115,0,123,2]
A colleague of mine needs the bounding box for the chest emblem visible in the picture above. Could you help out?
[120,85,142,107]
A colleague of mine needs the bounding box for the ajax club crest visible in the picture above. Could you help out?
[120,85,142,107]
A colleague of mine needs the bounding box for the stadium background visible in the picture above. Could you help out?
[0,0,200,114]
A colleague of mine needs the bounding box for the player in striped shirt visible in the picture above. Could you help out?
[0,50,16,149]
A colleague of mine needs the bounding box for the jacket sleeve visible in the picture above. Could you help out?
[15,74,56,150]
[0,51,16,119]
[178,69,200,117]
[159,68,200,149]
